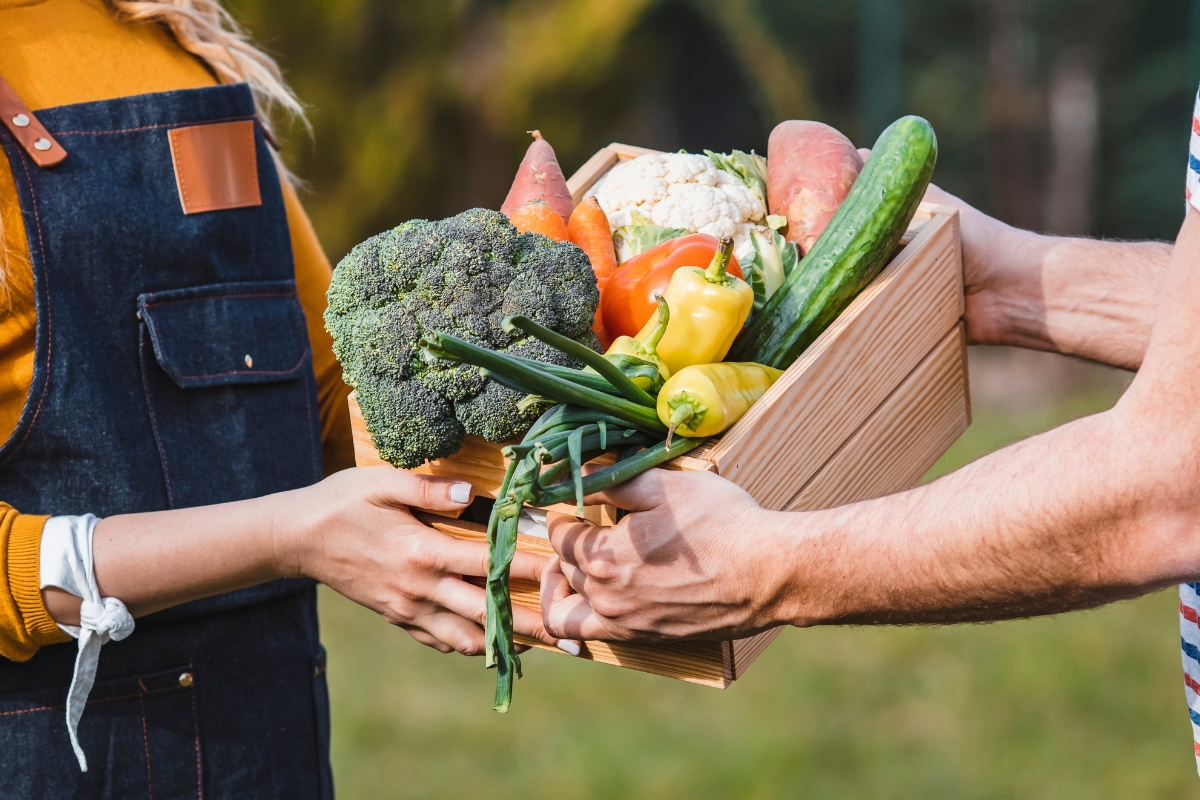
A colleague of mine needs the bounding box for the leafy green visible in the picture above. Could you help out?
[743,228,801,317]
[705,149,769,207]
[611,210,687,262]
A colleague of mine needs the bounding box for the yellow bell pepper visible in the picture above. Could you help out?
[657,362,784,444]
[635,236,754,375]
[581,296,671,392]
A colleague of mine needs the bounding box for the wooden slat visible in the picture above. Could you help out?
[566,146,619,203]
[707,207,964,510]
[789,324,971,511]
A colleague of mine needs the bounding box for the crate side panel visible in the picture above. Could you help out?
[789,324,969,511]
[513,636,731,688]
[729,321,969,682]
[731,628,783,679]
[710,211,964,510]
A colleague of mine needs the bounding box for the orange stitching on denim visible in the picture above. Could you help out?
[174,351,308,381]
[140,338,176,508]
[139,686,154,800]
[50,115,255,138]
[0,683,184,717]
[143,291,295,308]
[188,662,203,800]
[0,703,55,717]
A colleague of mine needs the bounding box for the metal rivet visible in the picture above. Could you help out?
[244,354,253,368]
[11,114,29,128]
[33,138,51,151]
[178,672,194,687]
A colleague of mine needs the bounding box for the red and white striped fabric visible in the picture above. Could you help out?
[1188,87,1200,211]
[1183,89,1200,773]
[1180,583,1200,771]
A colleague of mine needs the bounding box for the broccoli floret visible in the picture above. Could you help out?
[326,207,600,468]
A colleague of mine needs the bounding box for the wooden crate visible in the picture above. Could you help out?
[348,143,970,688]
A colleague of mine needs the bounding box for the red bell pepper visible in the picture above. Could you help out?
[600,233,743,340]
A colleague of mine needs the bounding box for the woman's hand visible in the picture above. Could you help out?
[80,467,569,657]
[540,469,789,642]
[275,467,565,656]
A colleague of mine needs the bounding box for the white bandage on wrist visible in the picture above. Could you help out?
[39,514,135,772]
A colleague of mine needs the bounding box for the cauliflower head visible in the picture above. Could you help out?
[590,153,768,254]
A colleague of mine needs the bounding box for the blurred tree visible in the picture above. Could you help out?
[225,0,1197,257]
[857,0,904,143]
[228,0,812,260]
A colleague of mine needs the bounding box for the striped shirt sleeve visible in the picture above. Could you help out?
[1187,87,1200,212]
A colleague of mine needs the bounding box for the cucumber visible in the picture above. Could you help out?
[730,116,937,369]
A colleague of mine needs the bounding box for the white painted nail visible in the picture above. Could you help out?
[556,640,581,656]
[449,482,472,505]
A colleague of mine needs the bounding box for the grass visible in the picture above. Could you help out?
[319,379,1198,798]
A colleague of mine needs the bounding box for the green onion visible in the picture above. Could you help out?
[502,315,657,408]
[537,436,706,507]
[422,332,666,434]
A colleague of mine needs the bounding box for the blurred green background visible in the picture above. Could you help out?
[221,0,1199,795]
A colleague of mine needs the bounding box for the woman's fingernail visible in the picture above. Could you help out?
[450,482,472,505]
[556,639,581,656]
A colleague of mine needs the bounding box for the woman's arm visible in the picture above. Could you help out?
[926,185,1169,370]
[44,468,565,656]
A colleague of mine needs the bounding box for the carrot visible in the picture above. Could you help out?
[568,197,619,347]
[500,130,575,224]
[510,200,569,241]
[568,197,618,285]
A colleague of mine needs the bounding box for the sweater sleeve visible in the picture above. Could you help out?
[282,179,355,476]
[0,504,68,662]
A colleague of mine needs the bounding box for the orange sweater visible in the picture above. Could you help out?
[0,0,354,660]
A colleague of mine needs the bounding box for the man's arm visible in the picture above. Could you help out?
[540,210,1200,641]
[927,185,1169,370]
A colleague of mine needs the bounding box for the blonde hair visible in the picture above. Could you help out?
[0,0,306,298]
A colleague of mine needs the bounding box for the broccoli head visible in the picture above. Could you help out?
[326,207,600,468]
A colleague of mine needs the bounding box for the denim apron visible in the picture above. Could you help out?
[0,84,333,798]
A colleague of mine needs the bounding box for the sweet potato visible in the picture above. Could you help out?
[510,199,569,241]
[767,121,864,254]
[500,130,575,223]
[568,197,619,347]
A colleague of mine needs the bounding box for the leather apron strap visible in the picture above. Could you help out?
[0,73,66,167]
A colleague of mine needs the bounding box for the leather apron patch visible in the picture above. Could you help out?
[167,120,261,214]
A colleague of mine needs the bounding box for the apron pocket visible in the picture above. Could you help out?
[137,280,322,508]
[0,664,202,800]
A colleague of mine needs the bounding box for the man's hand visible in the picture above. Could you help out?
[540,469,786,641]
[921,183,1168,369]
